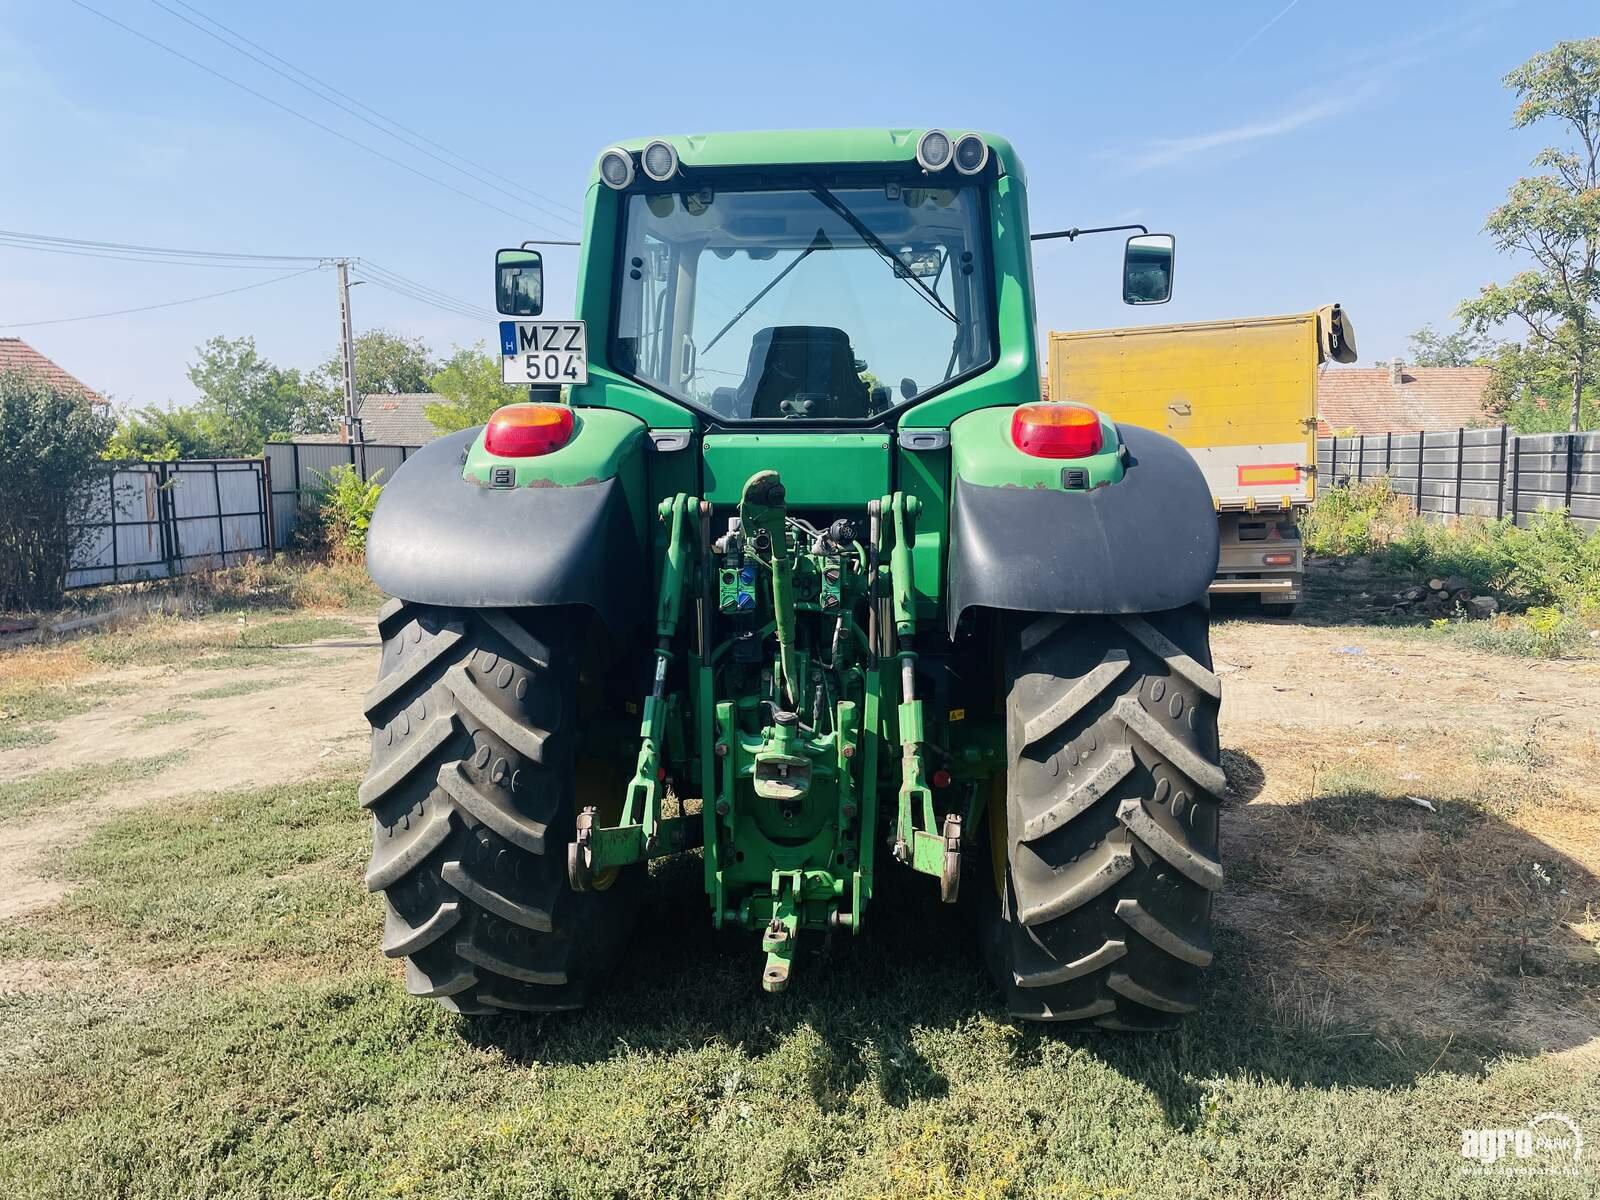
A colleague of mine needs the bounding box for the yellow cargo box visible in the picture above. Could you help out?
[1048,305,1356,613]
[1048,305,1355,511]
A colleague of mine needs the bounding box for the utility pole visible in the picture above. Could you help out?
[334,258,361,445]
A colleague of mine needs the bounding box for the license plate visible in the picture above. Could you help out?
[499,320,588,385]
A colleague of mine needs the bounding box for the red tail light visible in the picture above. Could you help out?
[1011,403,1104,458]
[484,403,574,457]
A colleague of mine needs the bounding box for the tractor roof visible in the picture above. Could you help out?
[590,128,1023,185]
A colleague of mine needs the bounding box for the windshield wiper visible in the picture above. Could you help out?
[703,227,832,354]
[807,181,959,324]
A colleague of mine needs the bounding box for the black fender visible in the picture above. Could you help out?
[365,426,647,631]
[947,424,1219,636]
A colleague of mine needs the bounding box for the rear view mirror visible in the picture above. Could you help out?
[496,248,544,316]
[1122,234,1174,305]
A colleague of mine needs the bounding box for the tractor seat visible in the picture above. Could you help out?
[739,326,871,419]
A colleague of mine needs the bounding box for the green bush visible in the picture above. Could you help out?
[1378,509,1600,610]
[0,369,115,609]
[1307,482,1600,657]
[1300,478,1414,556]
[317,464,384,558]
[1425,605,1590,659]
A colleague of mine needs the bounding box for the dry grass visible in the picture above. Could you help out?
[179,554,380,613]
[1221,722,1600,1056]
[0,642,95,694]
[1,557,375,696]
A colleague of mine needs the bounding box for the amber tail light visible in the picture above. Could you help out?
[484,403,574,457]
[1010,403,1104,458]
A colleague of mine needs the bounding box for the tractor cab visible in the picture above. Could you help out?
[494,130,1170,430]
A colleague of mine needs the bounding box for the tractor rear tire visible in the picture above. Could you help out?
[361,599,632,1014]
[982,605,1224,1029]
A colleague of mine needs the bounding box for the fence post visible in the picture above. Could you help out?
[1415,429,1425,514]
[107,470,119,584]
[159,462,180,576]
[1454,427,1464,517]
[1510,434,1522,527]
[1385,430,1393,476]
[1495,424,1508,520]
[1563,433,1576,512]
[260,455,275,558]
[211,463,226,566]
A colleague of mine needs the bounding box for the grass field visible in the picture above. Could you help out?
[0,772,1593,1200]
[1,564,1597,1198]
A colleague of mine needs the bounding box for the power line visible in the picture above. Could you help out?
[355,273,484,318]
[0,228,324,262]
[0,239,318,270]
[148,0,581,231]
[357,278,486,321]
[168,0,582,222]
[1,228,499,320]
[0,266,322,329]
[353,272,493,322]
[359,260,497,318]
[69,1,574,240]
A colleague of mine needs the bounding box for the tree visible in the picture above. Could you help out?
[1457,38,1600,433]
[424,344,523,432]
[302,328,438,439]
[1406,323,1495,367]
[0,369,115,608]
[316,328,439,397]
[185,334,312,452]
[106,330,443,462]
[104,402,227,460]
[1481,341,1600,432]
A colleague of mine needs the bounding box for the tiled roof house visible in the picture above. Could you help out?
[1316,360,1494,436]
[0,338,106,404]
[357,393,440,444]
[297,393,442,445]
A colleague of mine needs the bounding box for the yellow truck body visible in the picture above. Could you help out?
[1048,306,1355,610]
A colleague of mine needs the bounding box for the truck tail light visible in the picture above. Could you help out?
[1011,403,1104,458]
[1263,551,1295,566]
[484,403,574,457]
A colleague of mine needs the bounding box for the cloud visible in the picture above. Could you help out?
[1129,0,1510,176]
[1222,0,1305,65]
[1125,85,1375,172]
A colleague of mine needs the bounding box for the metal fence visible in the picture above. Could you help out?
[1316,427,1600,530]
[264,440,418,549]
[68,458,271,588]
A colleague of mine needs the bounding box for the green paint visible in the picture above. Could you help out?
[895,444,949,618]
[949,405,1125,490]
[701,434,891,505]
[461,408,647,486]
[592,129,1022,179]
[738,473,801,707]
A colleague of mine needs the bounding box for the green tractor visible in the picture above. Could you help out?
[362,129,1223,1029]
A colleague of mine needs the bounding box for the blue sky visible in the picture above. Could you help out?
[1,0,1593,408]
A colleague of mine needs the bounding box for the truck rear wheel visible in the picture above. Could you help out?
[361,599,632,1014]
[982,605,1225,1029]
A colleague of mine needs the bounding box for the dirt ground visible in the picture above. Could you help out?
[2,599,1597,1063]
[1211,611,1600,1062]
[0,623,374,922]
